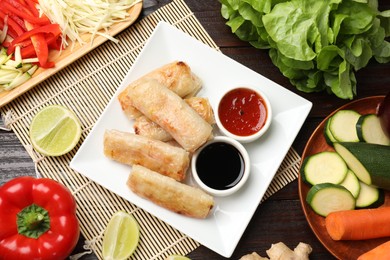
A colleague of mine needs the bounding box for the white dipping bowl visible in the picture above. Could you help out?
[191,136,250,197]
[215,86,272,143]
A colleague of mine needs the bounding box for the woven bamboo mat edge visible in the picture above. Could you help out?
[0,0,301,259]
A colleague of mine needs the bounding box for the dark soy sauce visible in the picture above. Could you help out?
[195,142,245,190]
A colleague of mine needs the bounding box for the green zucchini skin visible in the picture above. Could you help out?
[356,114,390,145]
[355,181,385,209]
[329,110,361,142]
[340,170,360,198]
[306,183,355,217]
[324,117,337,146]
[300,151,347,186]
[334,142,390,190]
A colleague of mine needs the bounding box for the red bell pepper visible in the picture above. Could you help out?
[24,21,50,67]
[0,10,25,37]
[8,13,27,32]
[2,0,50,25]
[10,24,61,46]
[24,0,40,18]
[6,23,61,67]
[0,176,80,260]
[19,34,59,58]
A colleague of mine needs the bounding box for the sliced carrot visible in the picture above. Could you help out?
[357,240,390,260]
[325,207,390,241]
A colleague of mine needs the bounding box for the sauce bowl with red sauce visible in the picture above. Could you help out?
[216,86,272,143]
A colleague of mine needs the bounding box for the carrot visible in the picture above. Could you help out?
[357,240,390,260]
[325,207,390,241]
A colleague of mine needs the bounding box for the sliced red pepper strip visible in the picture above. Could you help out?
[25,0,40,18]
[2,41,12,48]
[4,0,35,16]
[0,10,25,36]
[47,36,63,50]
[24,21,48,67]
[40,61,54,68]
[11,23,61,45]
[32,33,49,67]
[2,1,50,25]
[20,34,58,58]
[8,13,27,31]
[6,38,32,55]
[0,18,16,40]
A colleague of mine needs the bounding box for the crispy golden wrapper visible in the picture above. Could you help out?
[124,79,212,152]
[134,97,215,142]
[127,165,214,218]
[103,129,189,181]
[118,61,202,119]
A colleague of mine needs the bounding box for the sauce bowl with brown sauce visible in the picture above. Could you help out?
[191,136,250,197]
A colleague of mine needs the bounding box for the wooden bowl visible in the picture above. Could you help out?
[298,96,390,259]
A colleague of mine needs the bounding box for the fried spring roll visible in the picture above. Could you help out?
[134,97,215,142]
[127,165,214,218]
[103,129,189,181]
[118,61,202,119]
[185,97,215,125]
[134,116,172,142]
[125,79,213,152]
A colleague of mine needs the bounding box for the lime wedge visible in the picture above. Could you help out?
[29,105,81,156]
[165,256,191,260]
[102,211,140,260]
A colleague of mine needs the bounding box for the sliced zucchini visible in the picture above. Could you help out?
[340,170,360,198]
[5,59,22,69]
[301,151,348,185]
[20,63,33,73]
[356,114,390,145]
[324,117,337,145]
[26,65,38,75]
[306,183,355,217]
[0,64,21,71]
[334,142,390,190]
[0,51,10,65]
[4,72,31,90]
[0,47,37,91]
[329,110,361,142]
[0,72,19,84]
[355,181,384,209]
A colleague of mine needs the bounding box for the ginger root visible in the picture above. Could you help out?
[240,242,312,260]
[267,242,312,260]
[239,252,268,260]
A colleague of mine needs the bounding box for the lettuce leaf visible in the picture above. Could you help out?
[221,0,390,99]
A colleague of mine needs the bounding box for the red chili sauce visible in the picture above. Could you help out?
[218,88,267,136]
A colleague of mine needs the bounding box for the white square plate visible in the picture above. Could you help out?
[70,21,312,257]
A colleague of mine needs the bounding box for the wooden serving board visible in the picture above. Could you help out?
[0,1,143,108]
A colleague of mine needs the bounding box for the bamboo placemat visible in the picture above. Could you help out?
[0,0,301,259]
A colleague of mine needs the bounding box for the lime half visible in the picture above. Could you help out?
[102,211,140,260]
[29,105,81,156]
[165,255,191,260]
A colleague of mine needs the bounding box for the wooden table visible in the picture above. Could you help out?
[1,0,389,259]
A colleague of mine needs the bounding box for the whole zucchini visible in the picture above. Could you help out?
[334,142,390,190]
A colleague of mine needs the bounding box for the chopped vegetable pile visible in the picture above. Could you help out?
[38,0,141,48]
[0,0,62,91]
[0,0,140,92]
[221,0,390,99]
